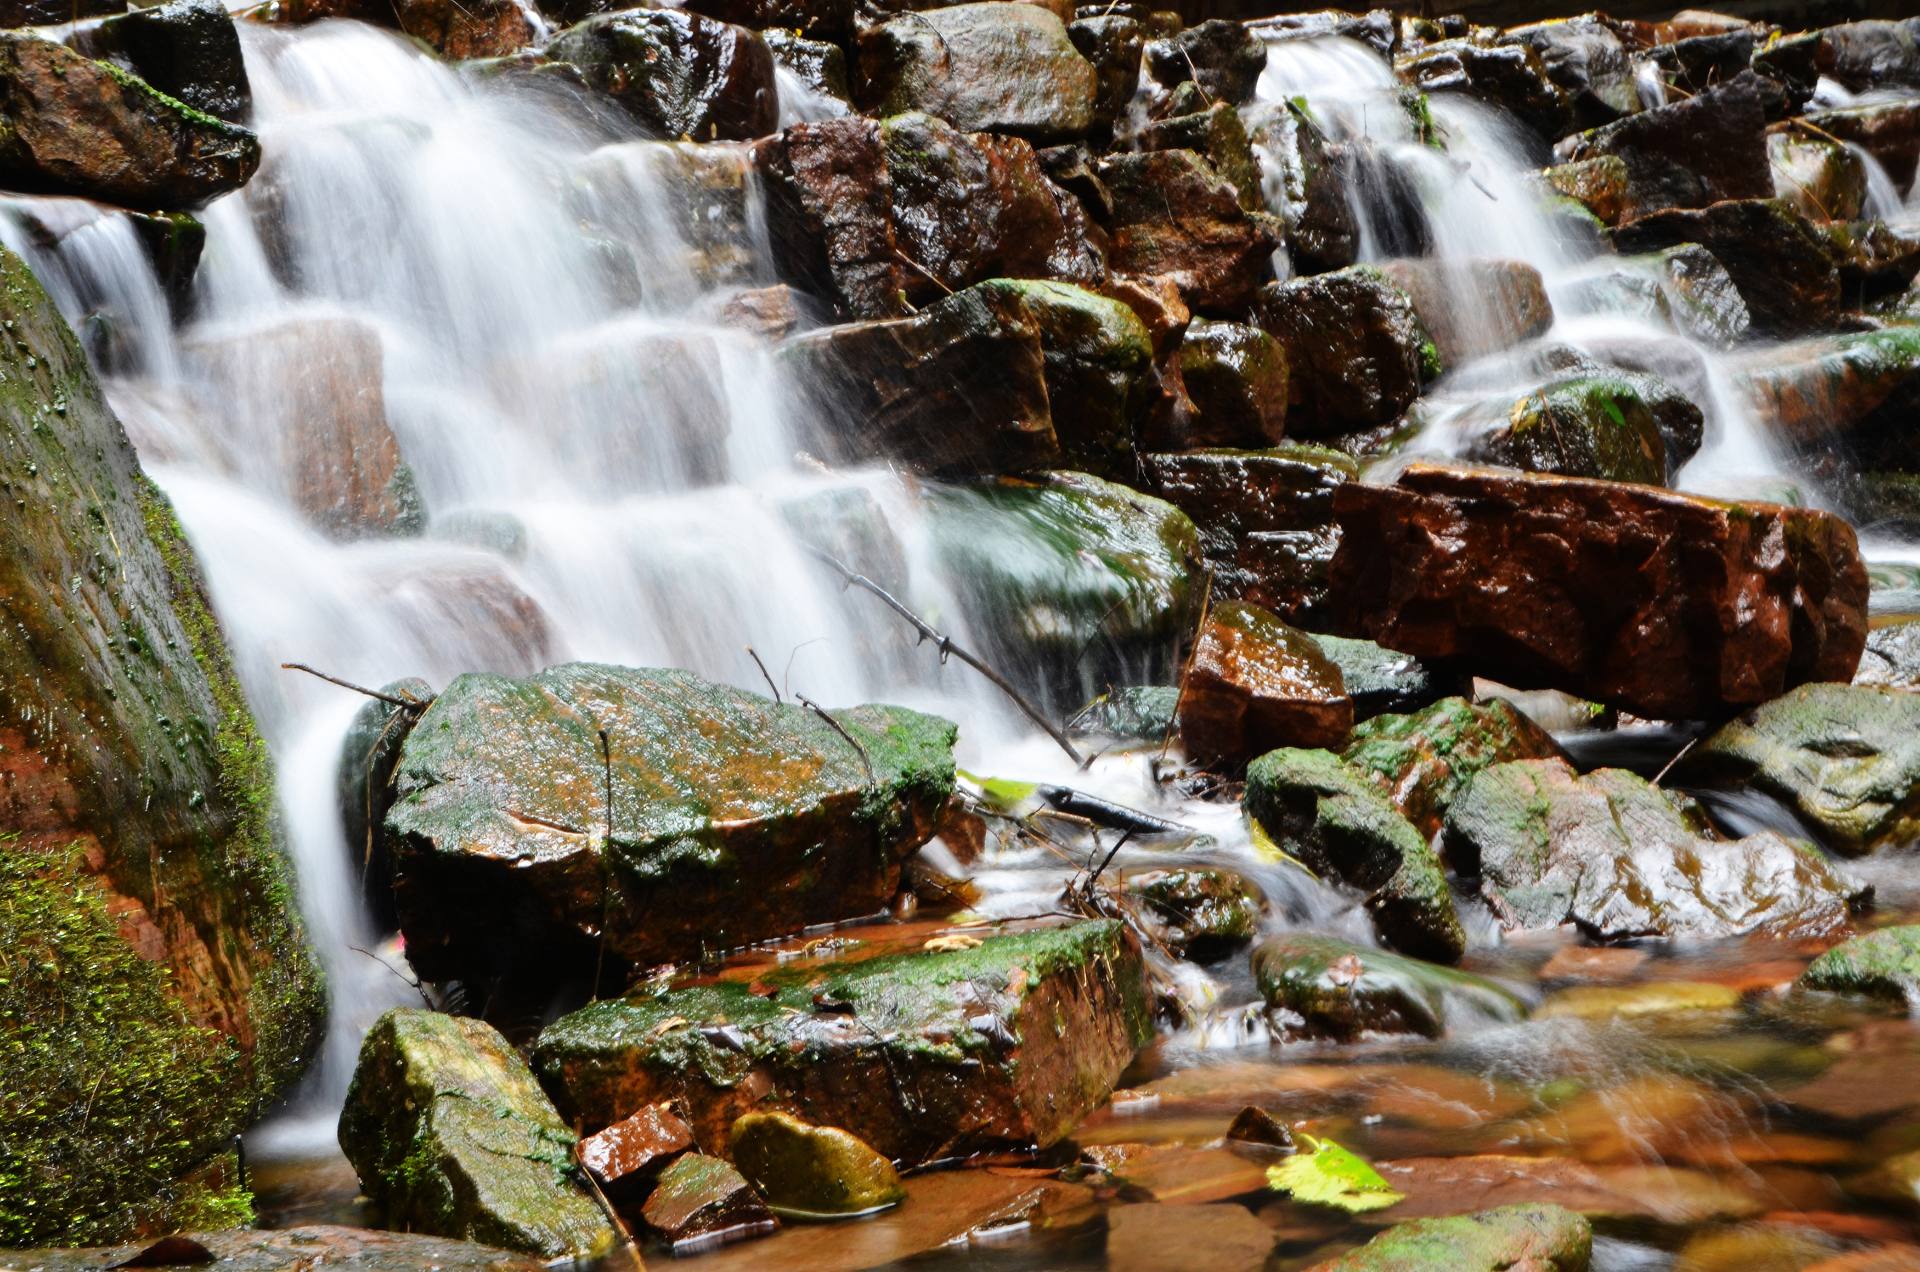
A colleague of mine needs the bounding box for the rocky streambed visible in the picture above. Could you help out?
[6,0,1920,1270]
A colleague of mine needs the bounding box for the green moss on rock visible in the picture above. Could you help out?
[1315,1203,1592,1270]
[1798,925,1920,1005]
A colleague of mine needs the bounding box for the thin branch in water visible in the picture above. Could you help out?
[572,1143,648,1272]
[1652,735,1700,788]
[808,547,1086,767]
[281,662,429,711]
[745,646,781,704]
[797,693,874,784]
[349,944,432,1008]
[1086,828,1135,892]
[1159,567,1215,763]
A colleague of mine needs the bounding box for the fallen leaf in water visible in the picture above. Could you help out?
[924,934,983,952]
[1266,1134,1403,1213]
[1327,954,1364,988]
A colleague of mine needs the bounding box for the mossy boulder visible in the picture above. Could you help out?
[1341,696,1563,839]
[1313,1203,1592,1271]
[1178,599,1352,770]
[533,921,1153,1165]
[384,663,956,988]
[547,9,776,142]
[728,1111,904,1218]
[1245,748,1464,963]
[1445,759,1865,942]
[856,3,1095,144]
[1174,319,1289,448]
[1735,325,1920,450]
[1678,683,1920,856]
[1121,867,1264,963]
[1255,265,1435,438]
[0,243,320,1245]
[1465,372,1669,487]
[0,33,259,210]
[338,1010,616,1261]
[1797,925,1920,1005]
[1252,933,1526,1042]
[77,0,250,123]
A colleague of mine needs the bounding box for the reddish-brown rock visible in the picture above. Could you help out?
[1326,463,1868,720]
[262,0,537,57]
[1609,198,1839,334]
[579,1105,695,1203]
[1552,72,1772,221]
[1178,599,1353,768]
[641,1154,775,1252]
[1096,149,1276,314]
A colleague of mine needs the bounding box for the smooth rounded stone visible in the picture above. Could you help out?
[1857,623,1920,689]
[1674,1224,1847,1272]
[1252,933,1527,1042]
[1245,747,1465,963]
[1803,99,1920,195]
[1121,866,1265,963]
[1070,684,1181,742]
[1734,326,1920,450]
[1108,1202,1276,1272]
[1767,125,1867,223]
[1463,372,1669,486]
[1310,633,1447,721]
[856,3,1095,144]
[335,676,433,928]
[1243,99,1356,276]
[1311,1203,1592,1271]
[338,1010,617,1262]
[1399,38,1571,142]
[1328,463,1870,722]
[729,1111,905,1218]
[1553,72,1771,222]
[641,1153,776,1252]
[1610,198,1840,335]
[384,663,955,985]
[533,921,1153,1166]
[4,1227,551,1271]
[1141,444,1357,623]
[75,0,248,122]
[1068,13,1143,132]
[0,244,320,1246]
[1445,758,1865,943]
[548,10,776,142]
[1375,258,1554,368]
[1096,148,1278,315]
[1679,683,1920,856]
[1498,15,1637,132]
[1256,265,1434,438]
[1341,695,1563,839]
[578,1103,694,1202]
[925,470,1200,701]
[1797,926,1920,1005]
[1179,599,1353,770]
[0,33,259,211]
[1535,982,1742,1021]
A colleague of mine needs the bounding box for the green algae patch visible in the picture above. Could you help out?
[729,1111,904,1217]
[338,1009,616,1261]
[1798,925,1920,1005]
[533,920,1152,1165]
[1341,696,1563,838]
[1315,1203,1592,1271]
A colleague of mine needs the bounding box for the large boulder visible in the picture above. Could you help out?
[533,921,1152,1164]
[1813,18,1920,93]
[1245,748,1465,963]
[1498,15,1637,132]
[1609,198,1840,335]
[339,1010,616,1261]
[1375,258,1553,369]
[0,34,259,211]
[1143,18,1267,106]
[1340,695,1563,839]
[1255,265,1434,438]
[785,279,1150,476]
[1444,759,1865,942]
[1252,933,1526,1042]
[1313,1205,1592,1272]
[1178,600,1352,769]
[856,3,1096,144]
[1552,73,1772,222]
[1462,371,1670,486]
[1734,326,1920,451]
[1175,320,1289,448]
[1327,463,1869,721]
[1678,682,1920,857]
[756,112,1102,320]
[0,244,320,1246]
[1096,149,1278,314]
[1142,445,1356,622]
[1398,39,1571,143]
[383,664,956,987]
[547,10,777,142]
[76,0,249,123]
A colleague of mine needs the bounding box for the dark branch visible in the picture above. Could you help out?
[281,662,429,711]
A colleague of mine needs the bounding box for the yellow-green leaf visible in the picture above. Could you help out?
[1266,1134,1403,1213]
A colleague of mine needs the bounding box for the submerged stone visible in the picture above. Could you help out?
[1179,599,1353,769]
[338,1010,616,1261]
[533,921,1153,1165]
[1121,867,1264,963]
[1245,747,1464,963]
[1535,982,1742,1021]
[1679,683,1920,856]
[1798,925,1920,1005]
[857,3,1095,144]
[641,1153,775,1251]
[1445,759,1864,942]
[1252,933,1526,1042]
[1313,1203,1592,1271]
[384,663,955,985]
[728,1111,905,1218]
[1340,695,1563,839]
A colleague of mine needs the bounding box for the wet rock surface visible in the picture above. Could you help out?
[1313,1203,1592,1271]
[1256,265,1433,436]
[1339,695,1563,839]
[728,1111,904,1218]
[1253,933,1527,1042]
[1178,599,1353,769]
[1097,149,1277,313]
[547,10,776,142]
[5,1227,551,1270]
[857,3,1095,144]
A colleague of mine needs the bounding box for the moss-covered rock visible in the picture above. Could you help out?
[1174,319,1289,449]
[640,1152,774,1249]
[1312,1203,1592,1271]
[1179,599,1352,769]
[1121,867,1264,963]
[338,1009,616,1261]
[385,663,956,987]
[1252,933,1525,1042]
[1341,696,1563,839]
[533,921,1153,1165]
[1735,324,1920,451]
[1245,749,1464,963]
[1465,372,1669,486]
[1678,682,1920,856]
[0,243,320,1245]
[78,0,250,124]
[1445,758,1864,942]
[1255,265,1435,438]
[1310,634,1448,722]
[1797,925,1920,1005]
[728,1111,904,1218]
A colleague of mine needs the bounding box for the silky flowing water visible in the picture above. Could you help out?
[7,17,1920,1270]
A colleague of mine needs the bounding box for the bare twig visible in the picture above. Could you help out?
[1652,735,1699,788]
[797,694,875,784]
[349,944,433,1008]
[1085,828,1135,891]
[808,548,1087,767]
[573,1144,648,1272]
[892,249,955,297]
[745,646,781,704]
[1160,568,1216,762]
[281,662,429,711]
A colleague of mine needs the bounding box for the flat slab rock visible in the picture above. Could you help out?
[1327,463,1868,720]
[0,1226,549,1270]
[384,662,956,981]
[533,920,1153,1166]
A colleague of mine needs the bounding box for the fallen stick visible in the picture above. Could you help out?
[281,662,430,711]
